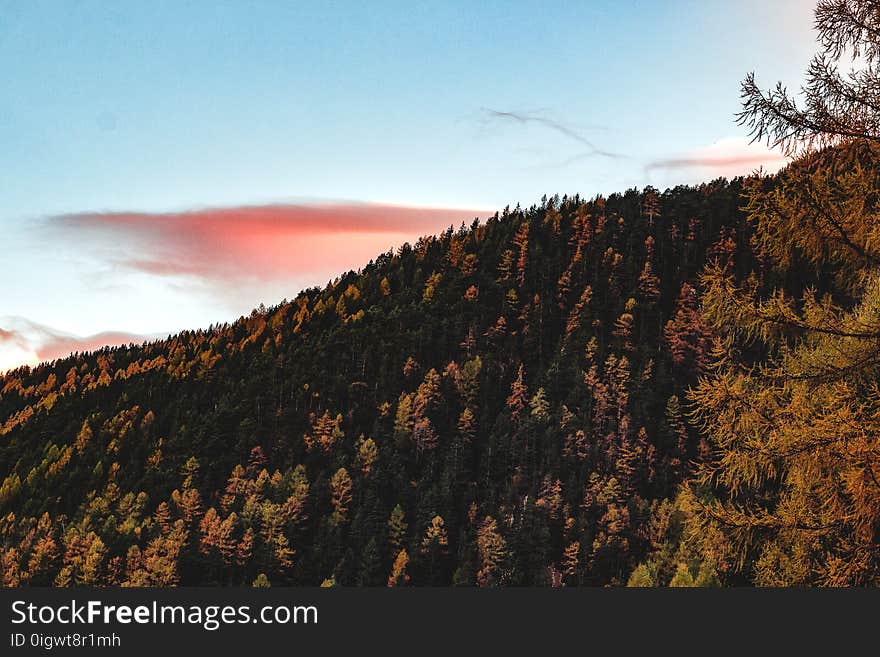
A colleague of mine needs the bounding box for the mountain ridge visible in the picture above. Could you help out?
[0,172,802,586]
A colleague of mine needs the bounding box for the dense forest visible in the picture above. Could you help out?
[0,150,852,587]
[2,147,880,588]
[0,174,755,587]
[3,0,880,588]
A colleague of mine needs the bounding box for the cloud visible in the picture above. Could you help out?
[645,136,789,177]
[37,331,153,361]
[47,202,484,285]
[0,316,156,373]
[480,108,622,160]
[1,201,485,372]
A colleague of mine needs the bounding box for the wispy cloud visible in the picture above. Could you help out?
[480,108,622,161]
[0,316,156,373]
[645,136,788,177]
[47,202,483,285]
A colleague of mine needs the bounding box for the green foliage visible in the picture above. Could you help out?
[669,563,696,588]
[626,563,655,588]
[0,178,768,586]
[687,0,880,586]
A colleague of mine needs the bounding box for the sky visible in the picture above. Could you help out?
[0,0,817,371]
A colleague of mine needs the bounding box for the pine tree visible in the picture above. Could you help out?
[357,538,382,586]
[476,516,507,586]
[387,549,409,586]
[153,502,172,533]
[690,0,880,586]
[330,468,353,525]
[457,408,477,443]
[639,260,661,302]
[536,477,563,520]
[420,515,449,553]
[664,283,713,377]
[669,563,696,587]
[738,0,880,155]
[627,563,656,587]
[355,435,378,475]
[412,417,438,453]
[304,411,344,454]
[236,528,254,569]
[506,364,528,424]
[420,515,449,584]
[529,388,551,423]
[514,221,530,286]
[387,505,408,557]
[217,513,238,566]
[641,188,661,227]
[562,541,580,579]
[74,419,92,453]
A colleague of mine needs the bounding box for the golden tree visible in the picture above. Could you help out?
[420,515,449,553]
[304,411,344,454]
[329,468,353,525]
[690,0,880,585]
[475,516,508,586]
[355,435,378,474]
[506,364,528,424]
[387,548,410,587]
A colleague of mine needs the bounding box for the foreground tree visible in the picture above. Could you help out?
[691,0,880,585]
[738,0,880,154]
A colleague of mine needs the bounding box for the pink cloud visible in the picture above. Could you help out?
[35,331,151,361]
[1,201,485,372]
[52,202,483,283]
[646,137,789,177]
[0,317,156,373]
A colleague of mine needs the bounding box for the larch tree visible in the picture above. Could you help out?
[304,411,344,454]
[420,515,449,583]
[387,505,408,557]
[476,516,508,587]
[506,364,529,424]
[387,548,410,587]
[355,435,378,475]
[329,468,353,525]
[690,0,880,585]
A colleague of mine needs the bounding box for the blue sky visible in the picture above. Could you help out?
[0,0,816,370]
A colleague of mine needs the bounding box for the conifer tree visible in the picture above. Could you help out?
[387,505,408,557]
[476,516,507,586]
[355,435,378,475]
[506,364,528,424]
[626,563,656,587]
[668,563,695,587]
[330,468,353,525]
[691,0,880,585]
[387,548,409,586]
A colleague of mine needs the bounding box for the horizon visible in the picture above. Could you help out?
[0,0,814,371]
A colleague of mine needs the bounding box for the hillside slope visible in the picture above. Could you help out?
[1,179,779,586]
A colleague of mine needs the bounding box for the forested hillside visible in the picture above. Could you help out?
[2,173,784,586]
[3,0,879,589]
